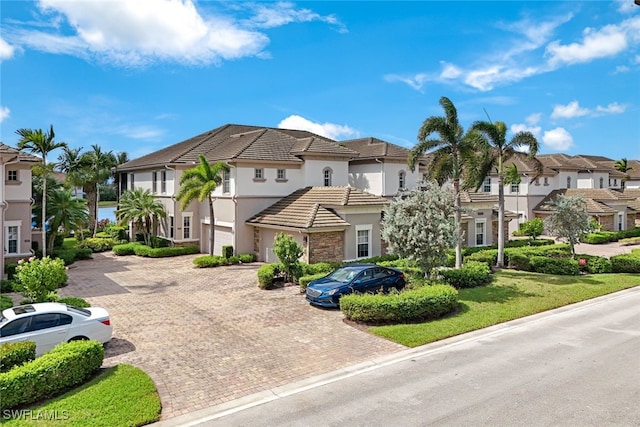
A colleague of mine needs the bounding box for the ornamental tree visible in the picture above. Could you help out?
[273,232,303,282]
[519,218,544,240]
[381,181,457,277]
[16,257,68,302]
[543,194,592,257]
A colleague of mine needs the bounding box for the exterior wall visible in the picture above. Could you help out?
[527,176,555,196]
[624,179,640,189]
[4,165,32,201]
[595,214,614,231]
[342,211,383,260]
[4,201,35,257]
[382,162,421,196]
[491,220,511,246]
[232,164,303,197]
[257,228,306,263]
[626,214,636,230]
[308,231,344,264]
[557,170,578,189]
[301,158,349,187]
[576,171,608,189]
[349,162,382,195]
[464,208,494,247]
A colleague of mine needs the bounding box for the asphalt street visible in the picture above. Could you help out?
[197,287,640,427]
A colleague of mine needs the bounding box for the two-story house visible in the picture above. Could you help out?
[0,143,40,276]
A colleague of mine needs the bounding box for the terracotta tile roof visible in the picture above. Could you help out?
[533,188,635,214]
[537,153,617,172]
[460,191,499,203]
[246,186,388,230]
[342,137,412,160]
[0,143,41,163]
[118,124,347,171]
[620,188,640,211]
[595,159,640,179]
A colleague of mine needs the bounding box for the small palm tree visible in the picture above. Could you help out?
[408,96,480,268]
[47,189,90,253]
[614,158,633,189]
[116,188,166,246]
[16,125,67,257]
[176,154,229,256]
[504,164,522,229]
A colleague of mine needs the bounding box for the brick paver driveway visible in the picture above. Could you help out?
[61,253,405,420]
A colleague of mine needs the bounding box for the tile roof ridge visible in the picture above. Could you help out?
[341,186,352,205]
[307,203,320,229]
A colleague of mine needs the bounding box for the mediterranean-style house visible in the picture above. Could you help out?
[118,124,639,262]
[0,143,40,276]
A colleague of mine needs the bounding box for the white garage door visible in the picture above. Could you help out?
[211,226,233,256]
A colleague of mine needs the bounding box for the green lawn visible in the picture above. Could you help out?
[371,271,640,347]
[2,364,161,426]
[98,201,117,207]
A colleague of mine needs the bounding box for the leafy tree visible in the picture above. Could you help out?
[16,257,68,303]
[116,188,166,246]
[112,151,130,200]
[176,154,229,256]
[47,189,90,253]
[467,120,540,268]
[408,96,480,268]
[16,125,67,257]
[81,145,116,236]
[381,182,456,277]
[614,158,633,188]
[544,194,592,257]
[30,173,64,233]
[518,218,544,240]
[273,232,304,282]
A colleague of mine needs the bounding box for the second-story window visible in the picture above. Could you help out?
[483,177,491,192]
[223,170,230,193]
[534,178,540,186]
[152,171,157,193]
[254,168,264,180]
[277,169,286,180]
[323,168,332,186]
[398,171,406,190]
[7,170,18,182]
[543,177,549,186]
[566,176,571,188]
[161,171,166,193]
[511,183,520,193]
[599,177,604,189]
[614,178,617,186]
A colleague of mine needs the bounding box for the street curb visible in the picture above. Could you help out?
[151,285,640,427]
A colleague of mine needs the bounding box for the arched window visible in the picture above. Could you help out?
[398,170,406,190]
[323,168,332,186]
[599,177,604,189]
[566,176,571,188]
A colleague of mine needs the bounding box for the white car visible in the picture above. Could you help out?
[0,303,112,356]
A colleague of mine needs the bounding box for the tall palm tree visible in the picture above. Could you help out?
[614,158,633,189]
[116,188,166,246]
[46,188,89,253]
[16,125,67,257]
[112,151,130,201]
[81,144,116,236]
[408,96,480,268]
[57,146,86,198]
[176,154,229,256]
[468,120,540,268]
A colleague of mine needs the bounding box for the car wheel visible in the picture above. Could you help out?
[68,336,89,342]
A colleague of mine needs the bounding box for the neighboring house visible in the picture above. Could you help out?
[459,191,517,247]
[0,143,40,276]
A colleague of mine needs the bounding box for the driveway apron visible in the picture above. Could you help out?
[62,253,405,419]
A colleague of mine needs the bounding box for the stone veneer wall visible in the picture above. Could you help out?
[492,221,511,245]
[308,231,344,264]
[597,214,614,231]
[253,227,260,259]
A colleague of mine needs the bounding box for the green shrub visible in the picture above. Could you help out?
[52,234,65,249]
[584,256,612,274]
[0,280,15,293]
[51,247,93,266]
[112,242,142,256]
[103,225,128,241]
[78,237,117,253]
[222,245,234,259]
[346,254,400,264]
[57,296,91,308]
[238,253,256,263]
[257,263,283,289]
[507,252,532,271]
[0,340,104,410]
[529,256,580,275]
[437,261,492,288]
[4,263,18,280]
[619,236,640,246]
[302,262,338,276]
[618,227,640,239]
[505,238,555,248]
[610,254,640,273]
[133,245,199,258]
[583,232,615,244]
[298,273,327,291]
[0,342,36,373]
[15,257,68,302]
[340,284,459,323]
[133,245,152,257]
[150,236,170,249]
[193,255,225,268]
[464,249,497,267]
[0,296,12,310]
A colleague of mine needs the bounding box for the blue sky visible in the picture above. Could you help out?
[1,1,639,162]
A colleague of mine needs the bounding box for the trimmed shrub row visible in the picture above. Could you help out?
[78,237,118,253]
[258,263,283,289]
[530,256,580,275]
[298,273,327,291]
[57,296,91,308]
[0,342,36,373]
[0,340,104,410]
[438,261,492,288]
[112,243,199,258]
[340,284,459,323]
[0,295,12,310]
[112,242,143,256]
[584,227,640,244]
[51,247,93,266]
[193,253,256,268]
[611,253,640,273]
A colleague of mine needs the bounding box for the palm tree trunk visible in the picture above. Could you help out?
[453,178,462,269]
[42,163,47,258]
[496,174,505,268]
[208,197,215,256]
[93,184,100,237]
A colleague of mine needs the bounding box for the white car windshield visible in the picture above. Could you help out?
[327,268,360,283]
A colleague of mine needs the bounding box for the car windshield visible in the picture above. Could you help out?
[326,268,360,283]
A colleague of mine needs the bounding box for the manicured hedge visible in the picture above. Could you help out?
[57,296,91,308]
[340,284,458,323]
[0,295,12,310]
[52,248,93,266]
[193,253,256,268]
[112,242,143,256]
[438,261,492,288]
[464,249,498,267]
[0,341,36,373]
[301,262,339,276]
[258,263,283,289]
[133,245,199,258]
[0,279,15,293]
[583,232,617,244]
[529,256,580,275]
[298,273,327,291]
[0,340,104,410]
[610,253,640,273]
[619,236,640,246]
[78,237,117,253]
[222,245,234,259]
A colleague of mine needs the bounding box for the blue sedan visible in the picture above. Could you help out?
[305,264,405,308]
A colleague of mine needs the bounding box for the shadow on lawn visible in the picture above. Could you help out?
[460,284,536,304]
[497,270,609,286]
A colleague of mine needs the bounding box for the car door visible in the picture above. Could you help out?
[359,268,379,293]
[0,317,33,346]
[372,268,393,291]
[26,313,73,355]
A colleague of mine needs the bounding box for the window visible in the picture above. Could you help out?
[398,171,406,190]
[7,170,18,182]
[614,178,617,186]
[0,318,31,337]
[6,225,18,254]
[129,173,135,190]
[543,177,549,186]
[534,178,540,186]
[566,176,571,188]
[183,216,191,239]
[483,178,491,192]
[276,169,286,180]
[618,213,624,231]
[169,216,174,239]
[622,180,626,190]
[323,168,333,187]
[254,168,263,180]
[161,171,166,193]
[510,183,520,193]
[356,225,372,258]
[30,313,71,331]
[599,177,604,189]
[475,220,486,246]
[223,170,230,193]
[152,171,157,193]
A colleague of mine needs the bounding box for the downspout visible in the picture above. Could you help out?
[375,158,384,196]
[165,165,177,245]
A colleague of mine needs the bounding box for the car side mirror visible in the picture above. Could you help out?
[353,279,362,285]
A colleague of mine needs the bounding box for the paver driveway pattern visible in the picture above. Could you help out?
[61,253,405,420]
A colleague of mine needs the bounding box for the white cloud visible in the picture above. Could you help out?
[616,0,636,14]
[0,106,10,123]
[614,65,630,74]
[551,101,590,119]
[526,113,542,125]
[464,65,539,91]
[511,123,541,139]
[3,0,340,67]
[113,124,165,140]
[384,73,429,92]
[439,62,462,79]
[0,37,15,60]
[278,115,358,140]
[595,102,626,114]
[542,127,574,151]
